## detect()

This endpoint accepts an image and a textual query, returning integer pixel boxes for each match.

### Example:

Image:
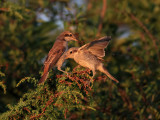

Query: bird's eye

[69,34,72,37]
[70,51,73,54]
[65,34,69,37]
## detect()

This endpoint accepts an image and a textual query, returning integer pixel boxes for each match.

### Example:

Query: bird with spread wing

[65,36,119,83]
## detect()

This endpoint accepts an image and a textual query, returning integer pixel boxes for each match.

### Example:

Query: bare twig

[129,13,158,49]
[97,0,107,36]
[114,8,160,63]
[128,13,160,63]
[87,0,93,10]
[118,88,133,110]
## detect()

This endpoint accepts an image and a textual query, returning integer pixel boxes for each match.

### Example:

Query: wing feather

[48,47,66,70]
[79,36,111,58]
[44,45,66,71]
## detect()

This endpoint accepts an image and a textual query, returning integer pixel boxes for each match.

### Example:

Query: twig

[30,92,61,120]
[97,0,107,36]
[129,13,158,50]
[128,13,160,63]
[87,0,93,10]
[114,8,160,63]
[118,88,133,110]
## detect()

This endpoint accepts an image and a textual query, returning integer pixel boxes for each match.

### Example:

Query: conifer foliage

[1,67,95,119]
[0,0,160,119]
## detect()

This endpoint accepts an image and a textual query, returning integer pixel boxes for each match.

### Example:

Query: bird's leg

[91,70,96,85]
[57,67,68,75]
[84,70,96,87]
[72,65,81,74]
[92,70,96,79]
[76,65,81,68]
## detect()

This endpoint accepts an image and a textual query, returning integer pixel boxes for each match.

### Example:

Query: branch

[114,8,160,63]
[129,13,160,63]
[30,92,61,120]
[87,0,93,10]
[97,0,107,36]
[129,14,158,48]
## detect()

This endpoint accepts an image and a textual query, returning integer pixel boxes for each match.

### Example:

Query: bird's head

[58,31,78,42]
[65,47,79,59]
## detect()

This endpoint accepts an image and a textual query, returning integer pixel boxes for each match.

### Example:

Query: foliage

[0,67,95,119]
[0,68,6,94]
[0,0,160,119]
[0,0,58,113]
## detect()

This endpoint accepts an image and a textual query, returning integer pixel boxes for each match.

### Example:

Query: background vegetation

[0,0,160,119]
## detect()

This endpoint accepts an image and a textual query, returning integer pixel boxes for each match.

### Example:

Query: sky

[37,0,86,29]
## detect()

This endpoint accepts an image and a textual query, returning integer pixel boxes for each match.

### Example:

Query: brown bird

[65,36,119,83]
[39,31,78,84]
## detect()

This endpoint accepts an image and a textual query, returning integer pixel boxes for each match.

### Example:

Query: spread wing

[79,36,111,58]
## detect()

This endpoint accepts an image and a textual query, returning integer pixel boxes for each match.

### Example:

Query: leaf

[14,11,23,20]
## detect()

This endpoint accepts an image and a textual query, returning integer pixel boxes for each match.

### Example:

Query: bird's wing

[39,46,66,84]
[44,45,66,71]
[79,36,111,58]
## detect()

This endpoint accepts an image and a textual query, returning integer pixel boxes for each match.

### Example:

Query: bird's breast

[63,42,68,50]
[74,51,100,69]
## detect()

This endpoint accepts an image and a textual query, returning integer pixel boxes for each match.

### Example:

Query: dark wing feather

[39,46,66,84]
[48,47,66,70]
[44,46,66,71]
[79,36,111,58]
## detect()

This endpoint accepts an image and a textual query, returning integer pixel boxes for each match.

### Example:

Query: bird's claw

[84,80,94,87]
[64,72,71,77]
[84,81,91,87]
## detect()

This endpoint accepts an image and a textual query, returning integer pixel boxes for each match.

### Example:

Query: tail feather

[98,65,119,83]
[39,65,50,84]
[39,72,49,84]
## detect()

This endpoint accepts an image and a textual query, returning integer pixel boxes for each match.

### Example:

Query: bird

[39,31,78,84]
[65,36,119,83]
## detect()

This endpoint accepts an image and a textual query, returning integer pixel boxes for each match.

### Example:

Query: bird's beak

[65,36,78,41]
[71,37,78,41]
[70,33,79,41]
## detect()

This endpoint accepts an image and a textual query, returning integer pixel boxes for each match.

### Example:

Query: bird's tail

[39,72,49,84]
[98,65,119,83]
[39,65,49,84]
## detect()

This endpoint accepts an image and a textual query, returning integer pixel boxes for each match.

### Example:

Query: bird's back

[44,40,66,68]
